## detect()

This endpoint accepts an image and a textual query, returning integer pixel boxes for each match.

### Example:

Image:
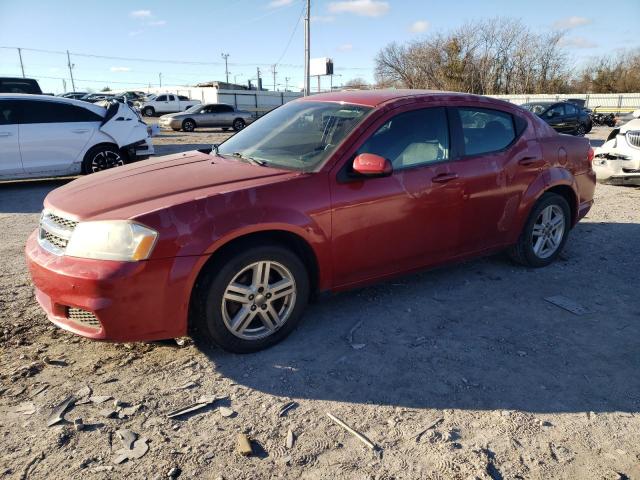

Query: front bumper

[25,230,200,342]
[159,117,181,129]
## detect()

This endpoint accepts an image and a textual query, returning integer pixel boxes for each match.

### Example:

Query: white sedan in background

[0,94,154,181]
[593,109,640,185]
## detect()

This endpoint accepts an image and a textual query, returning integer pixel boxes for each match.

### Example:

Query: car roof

[0,93,106,115]
[299,89,511,108]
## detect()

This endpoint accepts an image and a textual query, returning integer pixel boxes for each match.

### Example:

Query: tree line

[367,18,639,94]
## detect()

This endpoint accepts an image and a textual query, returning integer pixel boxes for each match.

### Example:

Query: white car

[136,94,201,117]
[0,94,154,181]
[593,109,640,185]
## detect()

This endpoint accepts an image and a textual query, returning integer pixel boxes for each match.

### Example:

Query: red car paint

[25,90,596,342]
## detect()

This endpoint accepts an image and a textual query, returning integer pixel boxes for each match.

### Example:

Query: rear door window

[456,107,516,156]
[0,101,19,125]
[564,103,577,116]
[156,95,167,101]
[544,104,565,119]
[18,100,102,124]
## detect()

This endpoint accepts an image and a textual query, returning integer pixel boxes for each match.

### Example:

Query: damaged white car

[0,94,154,181]
[593,109,640,185]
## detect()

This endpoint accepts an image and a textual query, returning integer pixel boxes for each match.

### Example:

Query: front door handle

[432,173,459,183]
[518,156,542,166]
[0,131,11,136]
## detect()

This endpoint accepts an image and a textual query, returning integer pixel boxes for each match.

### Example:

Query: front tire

[232,118,246,132]
[190,245,310,353]
[182,119,196,132]
[82,145,126,174]
[508,192,570,268]
[575,124,586,136]
[143,106,155,117]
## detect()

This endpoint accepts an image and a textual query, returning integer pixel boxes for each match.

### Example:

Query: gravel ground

[0,126,639,480]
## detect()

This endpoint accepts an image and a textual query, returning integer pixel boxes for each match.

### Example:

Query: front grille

[38,210,77,255]
[622,168,640,174]
[67,308,101,329]
[626,130,640,149]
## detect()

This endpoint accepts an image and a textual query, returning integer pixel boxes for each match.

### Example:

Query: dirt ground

[1,125,639,480]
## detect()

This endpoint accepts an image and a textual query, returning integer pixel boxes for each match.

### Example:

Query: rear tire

[143,106,155,117]
[232,118,246,132]
[575,124,586,136]
[190,244,310,353]
[508,192,571,268]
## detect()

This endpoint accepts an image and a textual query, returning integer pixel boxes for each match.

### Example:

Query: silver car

[158,103,254,132]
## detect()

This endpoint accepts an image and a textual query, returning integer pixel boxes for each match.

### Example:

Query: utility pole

[285,77,291,91]
[62,79,67,92]
[303,0,310,96]
[271,64,277,91]
[66,50,76,92]
[256,67,261,90]
[221,53,230,84]
[159,73,162,88]
[17,48,25,78]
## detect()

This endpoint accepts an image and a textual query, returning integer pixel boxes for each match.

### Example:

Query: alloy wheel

[531,205,565,259]
[91,150,123,173]
[221,261,297,340]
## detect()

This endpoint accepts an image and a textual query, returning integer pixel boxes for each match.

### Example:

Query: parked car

[136,94,201,117]
[521,101,592,136]
[592,109,640,185]
[80,93,115,103]
[0,77,43,94]
[0,94,154,180]
[58,92,89,100]
[158,103,254,132]
[25,90,595,353]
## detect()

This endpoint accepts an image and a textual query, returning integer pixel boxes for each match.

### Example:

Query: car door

[0,100,23,177]
[17,99,99,175]
[218,105,236,126]
[543,104,569,133]
[450,105,542,252]
[155,95,169,113]
[330,105,466,287]
[563,103,579,132]
[198,106,217,127]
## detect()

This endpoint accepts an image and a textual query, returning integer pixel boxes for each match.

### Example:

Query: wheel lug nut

[258,287,264,293]
[251,305,256,311]
[248,295,254,300]
[266,293,271,299]
[261,304,267,310]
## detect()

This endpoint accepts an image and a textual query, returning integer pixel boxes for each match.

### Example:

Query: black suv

[0,77,43,94]
[520,101,592,136]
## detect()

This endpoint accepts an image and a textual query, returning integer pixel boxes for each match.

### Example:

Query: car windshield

[185,104,202,113]
[521,103,552,114]
[217,101,371,171]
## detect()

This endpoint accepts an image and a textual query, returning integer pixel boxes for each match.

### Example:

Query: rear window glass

[457,107,516,156]
[18,100,102,123]
[0,79,41,94]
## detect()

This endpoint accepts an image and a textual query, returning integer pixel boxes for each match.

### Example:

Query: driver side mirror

[352,153,392,177]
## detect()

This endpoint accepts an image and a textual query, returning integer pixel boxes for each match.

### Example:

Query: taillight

[587,146,595,163]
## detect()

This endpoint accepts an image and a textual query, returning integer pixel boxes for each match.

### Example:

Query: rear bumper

[25,230,201,342]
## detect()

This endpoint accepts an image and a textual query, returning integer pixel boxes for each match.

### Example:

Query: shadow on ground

[198,222,640,414]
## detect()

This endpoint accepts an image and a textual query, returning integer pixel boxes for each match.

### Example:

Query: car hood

[620,118,640,133]
[44,151,300,220]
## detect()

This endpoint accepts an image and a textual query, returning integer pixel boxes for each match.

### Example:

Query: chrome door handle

[518,156,541,166]
[432,173,459,183]
[0,132,11,136]
[72,129,89,133]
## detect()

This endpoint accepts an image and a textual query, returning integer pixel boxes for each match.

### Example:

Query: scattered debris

[201,451,215,461]
[113,437,149,464]
[21,452,45,480]
[16,402,36,415]
[74,385,92,399]
[116,429,138,450]
[89,395,113,404]
[544,295,589,316]
[285,429,295,449]
[516,350,527,357]
[119,404,142,418]
[413,417,444,442]
[91,466,114,473]
[346,320,366,349]
[326,412,378,451]
[173,381,198,391]
[74,418,85,431]
[278,401,298,417]
[47,396,75,427]
[30,384,49,397]
[237,433,253,456]
[100,408,118,419]
[219,407,235,418]
[175,337,191,347]
[42,356,67,366]
[166,395,218,419]
[168,466,182,478]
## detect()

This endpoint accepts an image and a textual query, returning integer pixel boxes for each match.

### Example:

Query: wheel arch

[545,183,578,226]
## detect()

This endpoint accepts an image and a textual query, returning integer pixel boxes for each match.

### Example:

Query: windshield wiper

[228,152,268,167]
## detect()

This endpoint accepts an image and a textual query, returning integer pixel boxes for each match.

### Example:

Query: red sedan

[26,90,596,353]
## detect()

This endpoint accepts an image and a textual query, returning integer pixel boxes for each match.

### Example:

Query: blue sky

[0,0,638,93]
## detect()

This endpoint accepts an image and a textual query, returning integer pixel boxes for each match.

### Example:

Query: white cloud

[110,66,132,72]
[328,0,389,17]
[268,0,294,7]
[128,30,143,37]
[130,9,152,18]
[558,36,597,49]
[148,20,167,26]
[312,15,335,23]
[409,20,430,33]
[338,43,353,51]
[553,16,591,30]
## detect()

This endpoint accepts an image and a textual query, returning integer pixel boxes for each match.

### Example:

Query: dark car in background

[521,101,592,136]
[0,77,43,94]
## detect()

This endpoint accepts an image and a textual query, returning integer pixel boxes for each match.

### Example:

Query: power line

[274,3,305,66]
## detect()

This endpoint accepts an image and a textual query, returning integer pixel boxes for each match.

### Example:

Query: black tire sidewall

[82,145,124,174]
[182,119,195,132]
[143,107,154,117]
[233,119,245,131]
[192,245,310,353]
[519,193,571,267]
[576,124,586,136]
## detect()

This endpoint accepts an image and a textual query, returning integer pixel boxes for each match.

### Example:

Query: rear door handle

[72,129,89,133]
[432,173,459,183]
[518,156,542,166]
[0,131,11,136]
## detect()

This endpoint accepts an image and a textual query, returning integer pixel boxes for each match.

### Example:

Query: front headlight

[65,221,158,261]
